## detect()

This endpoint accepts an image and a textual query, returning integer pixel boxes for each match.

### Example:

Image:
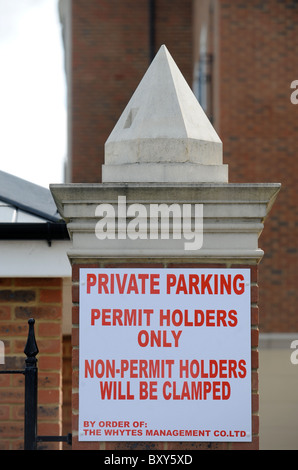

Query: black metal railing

[0,318,72,450]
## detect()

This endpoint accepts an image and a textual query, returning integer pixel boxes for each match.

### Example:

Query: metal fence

[0,318,72,450]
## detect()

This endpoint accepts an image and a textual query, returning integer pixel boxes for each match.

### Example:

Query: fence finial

[24,318,39,359]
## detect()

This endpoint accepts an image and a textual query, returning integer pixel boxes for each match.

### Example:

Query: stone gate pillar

[51,46,280,451]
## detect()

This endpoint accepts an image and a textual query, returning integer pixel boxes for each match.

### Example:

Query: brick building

[58,0,298,449]
[217,1,298,334]
[60,0,298,336]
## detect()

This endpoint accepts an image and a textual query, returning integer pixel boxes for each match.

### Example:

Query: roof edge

[0,222,69,243]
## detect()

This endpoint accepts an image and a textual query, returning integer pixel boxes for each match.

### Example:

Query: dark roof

[0,170,60,222]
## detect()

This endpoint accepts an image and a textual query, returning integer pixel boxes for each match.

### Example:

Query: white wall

[259,335,298,450]
[0,240,71,277]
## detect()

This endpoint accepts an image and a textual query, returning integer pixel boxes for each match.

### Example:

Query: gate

[0,318,72,450]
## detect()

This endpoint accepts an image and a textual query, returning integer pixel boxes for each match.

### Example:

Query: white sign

[79,268,251,442]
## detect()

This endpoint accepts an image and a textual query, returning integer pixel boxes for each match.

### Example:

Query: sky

[0,0,67,189]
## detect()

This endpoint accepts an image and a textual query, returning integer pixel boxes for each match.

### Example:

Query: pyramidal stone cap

[102,45,228,183]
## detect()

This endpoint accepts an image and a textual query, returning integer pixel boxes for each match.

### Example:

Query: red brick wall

[69,0,294,334]
[218,0,298,332]
[71,261,259,450]
[0,278,63,450]
[71,0,193,184]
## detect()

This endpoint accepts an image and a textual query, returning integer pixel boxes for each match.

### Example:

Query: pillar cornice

[50,182,280,264]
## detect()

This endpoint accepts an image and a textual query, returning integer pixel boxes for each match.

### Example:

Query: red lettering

[228,309,238,326]
[206,309,215,326]
[138,330,149,347]
[127,274,138,294]
[120,360,129,377]
[220,274,231,294]
[233,274,245,294]
[99,381,113,399]
[219,360,227,378]
[86,273,96,293]
[98,273,109,293]
[150,274,160,294]
[212,381,221,399]
[217,310,227,326]
[166,274,176,293]
[139,381,158,400]
[194,310,204,326]
[85,359,94,378]
[201,274,212,294]
[115,273,127,293]
[165,272,246,295]
[91,308,100,325]
[176,274,188,294]
[138,273,149,293]
[228,360,238,378]
[172,309,183,326]
[238,359,247,378]
[222,382,231,399]
[102,308,111,325]
[189,274,200,294]
[139,381,148,399]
